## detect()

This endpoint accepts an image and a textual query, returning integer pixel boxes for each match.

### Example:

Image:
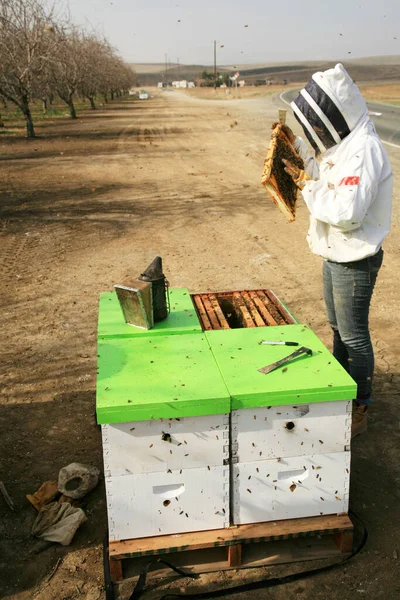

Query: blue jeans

[323,248,383,403]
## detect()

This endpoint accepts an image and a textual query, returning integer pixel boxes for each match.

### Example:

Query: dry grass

[359,83,400,105]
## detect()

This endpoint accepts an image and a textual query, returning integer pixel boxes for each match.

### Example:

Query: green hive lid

[206,325,356,409]
[96,334,230,424]
[98,288,202,339]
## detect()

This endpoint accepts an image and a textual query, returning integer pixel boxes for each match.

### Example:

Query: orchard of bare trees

[0,0,136,137]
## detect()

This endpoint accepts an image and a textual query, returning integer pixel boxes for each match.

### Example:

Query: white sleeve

[302,137,384,232]
[293,137,319,179]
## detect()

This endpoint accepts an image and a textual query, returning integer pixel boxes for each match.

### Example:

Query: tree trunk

[42,97,47,114]
[21,97,35,138]
[67,97,77,119]
[111,90,114,100]
[88,96,96,110]
[0,113,4,127]
[103,93,108,104]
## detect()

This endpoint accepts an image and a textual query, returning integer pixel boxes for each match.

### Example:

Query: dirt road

[1,89,400,599]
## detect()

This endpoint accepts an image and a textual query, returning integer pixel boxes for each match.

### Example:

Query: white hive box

[106,466,229,540]
[232,451,350,525]
[103,414,230,541]
[231,401,352,462]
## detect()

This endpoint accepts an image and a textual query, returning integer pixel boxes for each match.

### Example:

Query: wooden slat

[200,295,221,330]
[257,290,285,325]
[264,289,297,325]
[193,295,213,331]
[110,515,353,559]
[227,544,242,567]
[109,558,123,582]
[208,294,230,329]
[249,291,277,326]
[335,530,353,554]
[242,291,269,327]
[233,292,256,328]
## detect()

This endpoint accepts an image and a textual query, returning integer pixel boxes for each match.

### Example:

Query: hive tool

[258,346,313,375]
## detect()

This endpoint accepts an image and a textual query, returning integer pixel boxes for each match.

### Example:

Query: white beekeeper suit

[290,63,393,262]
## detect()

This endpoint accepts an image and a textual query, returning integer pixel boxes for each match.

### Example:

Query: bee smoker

[139,256,169,322]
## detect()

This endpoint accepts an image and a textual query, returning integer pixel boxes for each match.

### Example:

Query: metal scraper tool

[258,346,313,375]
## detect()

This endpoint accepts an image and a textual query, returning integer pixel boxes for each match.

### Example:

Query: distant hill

[131,56,400,86]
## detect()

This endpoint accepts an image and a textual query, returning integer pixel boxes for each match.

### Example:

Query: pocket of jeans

[367,249,383,274]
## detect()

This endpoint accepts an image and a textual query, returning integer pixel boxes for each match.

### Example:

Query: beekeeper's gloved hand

[272,123,296,145]
[282,158,312,189]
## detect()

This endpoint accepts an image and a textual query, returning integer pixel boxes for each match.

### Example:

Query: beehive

[205,325,354,525]
[97,289,356,542]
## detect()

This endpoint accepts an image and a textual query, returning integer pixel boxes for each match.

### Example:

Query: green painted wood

[96,334,230,423]
[206,325,356,409]
[98,288,202,339]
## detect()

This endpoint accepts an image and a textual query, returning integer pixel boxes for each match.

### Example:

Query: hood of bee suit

[290,63,369,155]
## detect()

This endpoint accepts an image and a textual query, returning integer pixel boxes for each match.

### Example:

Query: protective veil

[291,63,393,263]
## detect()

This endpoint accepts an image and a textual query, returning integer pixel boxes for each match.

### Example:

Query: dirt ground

[1,87,400,600]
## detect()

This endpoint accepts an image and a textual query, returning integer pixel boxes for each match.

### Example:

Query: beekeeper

[282,63,393,438]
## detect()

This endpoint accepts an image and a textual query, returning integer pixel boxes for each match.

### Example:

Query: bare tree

[0,1,136,135]
[0,0,60,137]
[78,34,104,110]
[78,35,135,109]
[48,26,86,118]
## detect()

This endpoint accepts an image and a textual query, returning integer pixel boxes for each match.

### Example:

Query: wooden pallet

[192,289,297,331]
[107,514,353,583]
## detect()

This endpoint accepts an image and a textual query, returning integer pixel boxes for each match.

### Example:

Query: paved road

[280,88,400,150]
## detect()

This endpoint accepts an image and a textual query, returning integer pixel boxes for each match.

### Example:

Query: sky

[66,0,400,66]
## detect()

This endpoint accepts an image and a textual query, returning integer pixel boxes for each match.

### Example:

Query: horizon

[129,54,400,68]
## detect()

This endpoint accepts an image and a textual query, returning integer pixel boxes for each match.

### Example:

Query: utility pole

[165,53,168,81]
[213,40,217,84]
[177,57,180,80]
